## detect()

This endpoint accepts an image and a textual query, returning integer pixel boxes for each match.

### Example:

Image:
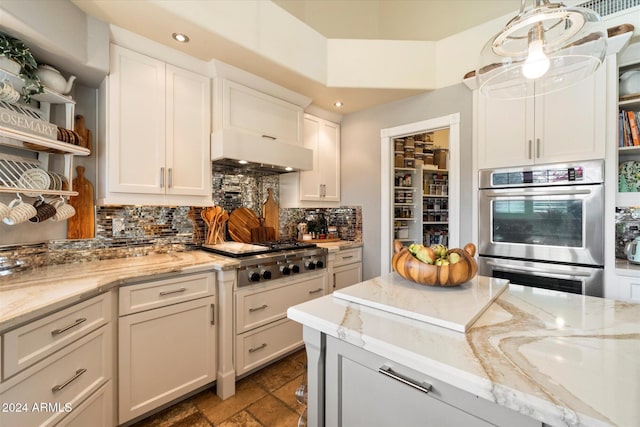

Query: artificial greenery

[0,32,43,103]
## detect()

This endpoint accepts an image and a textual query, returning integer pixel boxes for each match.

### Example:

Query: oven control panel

[479,160,604,189]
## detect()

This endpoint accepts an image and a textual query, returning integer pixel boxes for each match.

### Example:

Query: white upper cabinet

[99,45,211,205]
[299,114,340,202]
[165,64,211,196]
[219,79,303,145]
[477,64,606,169]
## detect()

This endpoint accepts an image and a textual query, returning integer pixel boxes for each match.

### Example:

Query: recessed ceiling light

[334,101,343,108]
[285,167,293,171]
[172,32,190,43]
[238,160,248,164]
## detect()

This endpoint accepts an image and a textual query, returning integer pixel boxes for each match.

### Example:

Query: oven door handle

[483,188,593,198]
[485,261,593,278]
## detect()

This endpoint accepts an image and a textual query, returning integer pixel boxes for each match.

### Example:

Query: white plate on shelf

[19,168,50,196]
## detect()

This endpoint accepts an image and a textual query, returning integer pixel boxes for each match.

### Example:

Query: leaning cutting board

[228,207,260,243]
[262,188,279,239]
[67,166,95,239]
[251,218,276,243]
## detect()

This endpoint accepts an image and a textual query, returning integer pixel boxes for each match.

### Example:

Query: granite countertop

[288,272,640,427]
[615,258,640,277]
[314,240,363,253]
[0,251,239,332]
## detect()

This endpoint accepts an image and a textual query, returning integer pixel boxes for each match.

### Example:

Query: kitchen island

[287,273,640,427]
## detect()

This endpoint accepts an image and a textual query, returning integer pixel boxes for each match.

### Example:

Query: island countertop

[287,273,640,427]
[0,250,239,332]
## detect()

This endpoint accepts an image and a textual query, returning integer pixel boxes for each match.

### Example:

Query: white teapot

[625,236,640,264]
[619,70,640,97]
[35,65,76,95]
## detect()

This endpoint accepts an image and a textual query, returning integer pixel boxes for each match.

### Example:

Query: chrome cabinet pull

[261,134,276,140]
[159,287,186,296]
[536,138,541,158]
[484,188,592,197]
[51,318,87,336]
[160,167,165,188]
[168,168,173,188]
[378,366,432,394]
[308,288,323,294]
[485,260,593,277]
[249,304,268,313]
[52,368,87,393]
[210,303,215,326]
[528,140,532,159]
[249,343,267,353]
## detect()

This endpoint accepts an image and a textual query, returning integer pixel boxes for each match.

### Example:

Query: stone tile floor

[131,349,306,427]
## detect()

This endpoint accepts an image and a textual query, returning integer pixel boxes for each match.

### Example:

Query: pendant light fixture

[476,0,607,99]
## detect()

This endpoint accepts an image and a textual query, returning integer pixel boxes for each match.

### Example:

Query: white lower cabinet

[0,324,112,427]
[234,272,326,376]
[330,247,363,291]
[118,273,216,424]
[55,381,113,427]
[616,273,640,302]
[3,293,111,378]
[235,317,303,376]
[325,336,541,427]
[334,263,362,290]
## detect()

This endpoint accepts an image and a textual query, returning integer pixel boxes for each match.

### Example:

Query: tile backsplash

[0,168,362,271]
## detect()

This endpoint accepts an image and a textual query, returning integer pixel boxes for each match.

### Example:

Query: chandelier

[476,0,607,99]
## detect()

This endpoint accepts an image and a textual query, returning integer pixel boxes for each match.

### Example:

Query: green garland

[0,32,44,103]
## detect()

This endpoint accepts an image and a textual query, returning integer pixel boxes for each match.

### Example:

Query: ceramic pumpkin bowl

[391,240,478,287]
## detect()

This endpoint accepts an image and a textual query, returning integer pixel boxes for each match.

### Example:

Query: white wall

[341,83,473,280]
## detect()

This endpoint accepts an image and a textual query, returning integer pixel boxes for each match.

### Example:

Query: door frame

[380,113,460,274]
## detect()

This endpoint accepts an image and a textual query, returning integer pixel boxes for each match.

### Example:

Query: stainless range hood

[211,129,313,173]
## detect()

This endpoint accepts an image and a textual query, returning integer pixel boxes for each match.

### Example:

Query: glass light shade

[477,2,607,99]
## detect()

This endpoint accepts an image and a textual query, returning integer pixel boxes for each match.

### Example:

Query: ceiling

[272,0,521,41]
[72,0,523,114]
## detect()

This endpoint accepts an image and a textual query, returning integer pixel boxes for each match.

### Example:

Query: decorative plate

[53,172,64,191]
[619,161,640,192]
[19,168,50,196]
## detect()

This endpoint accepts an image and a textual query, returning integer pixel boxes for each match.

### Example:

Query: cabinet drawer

[235,317,302,376]
[235,274,326,334]
[55,381,113,427]
[0,325,112,427]
[326,336,540,427]
[3,293,111,379]
[333,248,362,267]
[119,272,214,315]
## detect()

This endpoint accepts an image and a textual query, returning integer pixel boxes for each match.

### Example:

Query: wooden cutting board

[262,188,279,239]
[251,218,276,243]
[67,166,95,239]
[228,207,260,243]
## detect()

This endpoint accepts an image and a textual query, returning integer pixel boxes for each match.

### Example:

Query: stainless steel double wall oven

[478,160,604,296]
